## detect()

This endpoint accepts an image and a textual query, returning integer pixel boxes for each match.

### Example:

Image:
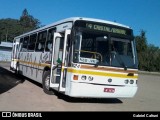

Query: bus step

[50,83,59,87]
[53,74,60,77]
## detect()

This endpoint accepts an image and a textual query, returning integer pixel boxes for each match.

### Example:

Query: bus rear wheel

[15,63,19,75]
[42,71,54,95]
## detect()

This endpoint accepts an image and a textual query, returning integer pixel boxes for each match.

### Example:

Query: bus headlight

[81,76,87,80]
[88,76,94,81]
[124,79,129,84]
[130,80,134,84]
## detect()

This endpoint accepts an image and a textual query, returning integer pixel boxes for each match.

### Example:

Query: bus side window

[28,33,37,51]
[19,38,23,52]
[35,31,47,52]
[45,28,55,52]
[21,36,29,52]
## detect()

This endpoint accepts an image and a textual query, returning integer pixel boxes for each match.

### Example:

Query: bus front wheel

[42,71,54,95]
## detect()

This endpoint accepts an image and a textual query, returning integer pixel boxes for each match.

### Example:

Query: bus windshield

[73,31,138,69]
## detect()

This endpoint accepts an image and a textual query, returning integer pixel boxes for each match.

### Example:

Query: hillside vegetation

[0,9,40,42]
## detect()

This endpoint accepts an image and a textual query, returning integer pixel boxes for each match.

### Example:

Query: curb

[138,71,160,76]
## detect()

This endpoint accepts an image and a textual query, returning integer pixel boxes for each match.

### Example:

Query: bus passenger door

[10,39,20,71]
[50,30,71,92]
[49,33,62,89]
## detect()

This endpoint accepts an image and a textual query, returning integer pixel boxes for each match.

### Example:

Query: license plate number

[104,88,115,93]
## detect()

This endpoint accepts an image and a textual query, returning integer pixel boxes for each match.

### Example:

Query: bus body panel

[13,21,72,82]
[19,51,51,83]
[10,39,20,70]
[65,65,138,98]
[66,82,137,98]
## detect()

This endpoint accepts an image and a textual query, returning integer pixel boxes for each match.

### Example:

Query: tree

[135,30,148,70]
[0,18,24,42]
[0,9,41,42]
[20,9,40,33]
[135,30,147,52]
[156,49,160,71]
[135,30,160,72]
[145,44,158,71]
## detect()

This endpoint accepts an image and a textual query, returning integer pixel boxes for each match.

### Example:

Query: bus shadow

[0,65,122,104]
[0,66,25,94]
[20,79,122,104]
[55,92,123,104]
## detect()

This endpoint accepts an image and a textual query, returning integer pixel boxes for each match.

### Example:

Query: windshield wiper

[111,51,127,70]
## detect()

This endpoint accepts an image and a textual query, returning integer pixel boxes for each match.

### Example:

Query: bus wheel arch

[43,66,50,77]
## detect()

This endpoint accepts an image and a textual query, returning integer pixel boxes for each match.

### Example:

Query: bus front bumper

[65,81,138,98]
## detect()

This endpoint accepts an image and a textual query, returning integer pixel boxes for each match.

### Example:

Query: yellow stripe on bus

[16,59,50,67]
[13,59,138,79]
[67,68,138,79]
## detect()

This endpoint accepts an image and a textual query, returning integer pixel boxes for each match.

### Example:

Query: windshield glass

[73,31,138,69]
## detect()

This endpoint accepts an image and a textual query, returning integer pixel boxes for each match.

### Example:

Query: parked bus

[10,17,138,98]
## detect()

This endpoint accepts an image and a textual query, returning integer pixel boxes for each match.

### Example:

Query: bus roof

[15,17,131,39]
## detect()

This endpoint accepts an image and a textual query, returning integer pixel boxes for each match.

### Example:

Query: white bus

[10,17,138,98]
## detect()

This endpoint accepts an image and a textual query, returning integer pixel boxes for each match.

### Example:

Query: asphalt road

[0,62,160,111]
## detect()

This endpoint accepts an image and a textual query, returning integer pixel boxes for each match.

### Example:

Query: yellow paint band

[67,68,138,79]
[13,59,138,79]
[16,59,50,67]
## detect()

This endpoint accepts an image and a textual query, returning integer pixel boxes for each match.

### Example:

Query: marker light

[88,76,94,81]
[124,79,129,84]
[130,80,134,84]
[73,75,78,80]
[81,76,87,80]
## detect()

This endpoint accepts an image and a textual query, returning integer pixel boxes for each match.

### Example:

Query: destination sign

[74,20,132,36]
[86,23,126,35]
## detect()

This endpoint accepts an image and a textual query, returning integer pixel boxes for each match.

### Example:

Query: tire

[42,71,54,95]
[15,63,19,74]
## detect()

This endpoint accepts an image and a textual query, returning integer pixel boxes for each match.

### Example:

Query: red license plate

[104,88,115,93]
